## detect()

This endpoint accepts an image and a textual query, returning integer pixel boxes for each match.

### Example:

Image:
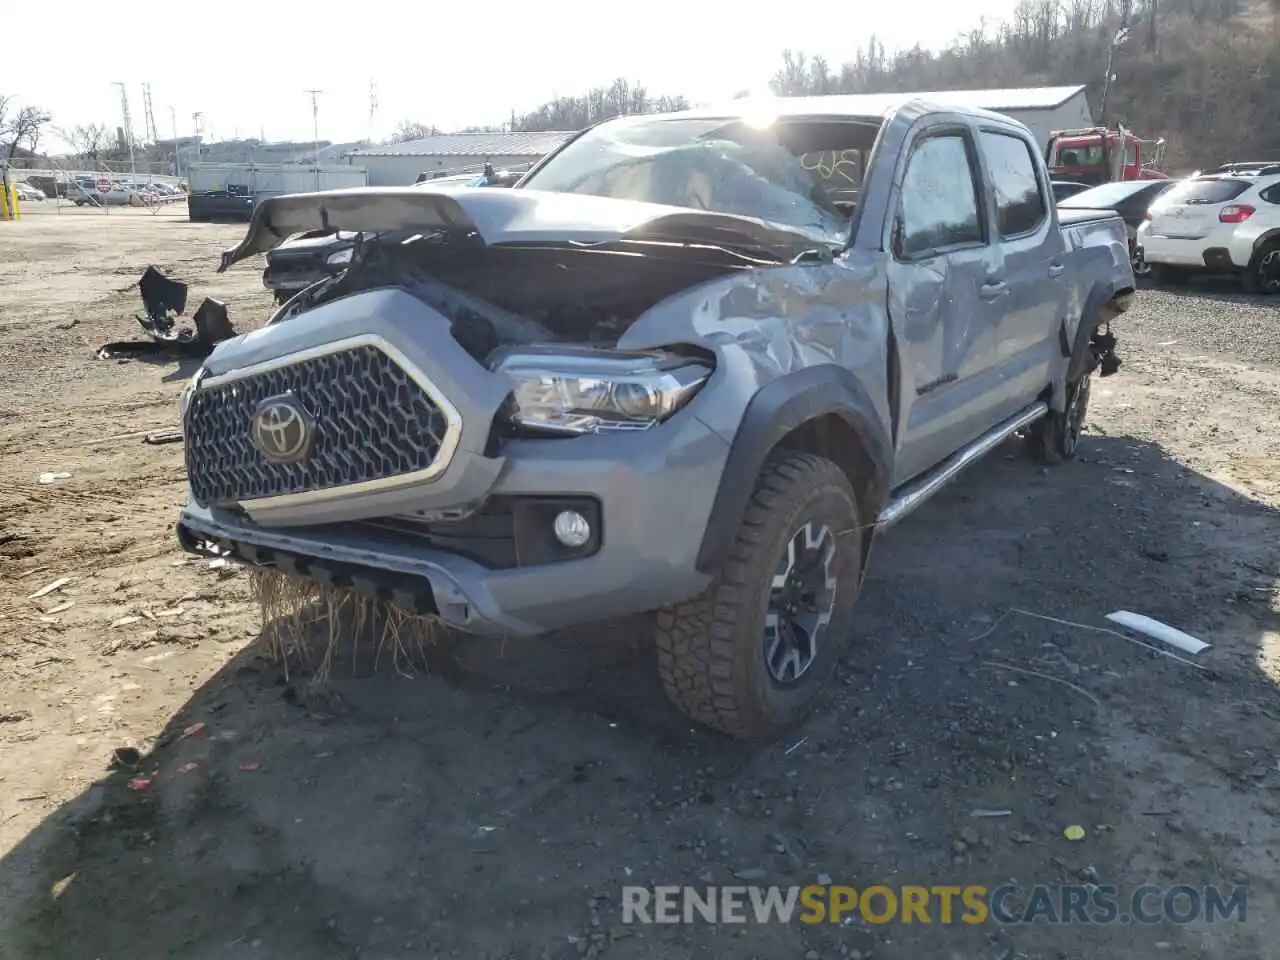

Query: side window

[980,130,1048,237]
[1260,184,1280,204]
[898,134,983,257]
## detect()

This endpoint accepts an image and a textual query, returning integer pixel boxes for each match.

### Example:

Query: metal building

[346,132,577,186]
[818,85,1094,152]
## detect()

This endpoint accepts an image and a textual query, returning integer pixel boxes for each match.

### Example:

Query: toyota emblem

[250,394,315,463]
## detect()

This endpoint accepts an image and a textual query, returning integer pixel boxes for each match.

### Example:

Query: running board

[877,402,1048,529]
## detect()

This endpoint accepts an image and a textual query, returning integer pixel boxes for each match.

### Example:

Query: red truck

[1046,124,1168,186]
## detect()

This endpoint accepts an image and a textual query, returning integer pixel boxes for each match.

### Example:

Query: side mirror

[890,216,905,258]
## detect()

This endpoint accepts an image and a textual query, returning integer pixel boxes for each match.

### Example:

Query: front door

[886,122,1009,487]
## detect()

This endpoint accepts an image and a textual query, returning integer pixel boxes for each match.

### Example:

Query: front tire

[654,451,863,740]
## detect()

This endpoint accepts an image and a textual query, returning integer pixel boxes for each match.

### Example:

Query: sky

[7,0,1023,150]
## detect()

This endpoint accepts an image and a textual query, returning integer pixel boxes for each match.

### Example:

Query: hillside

[769,0,1278,169]
[513,0,1278,171]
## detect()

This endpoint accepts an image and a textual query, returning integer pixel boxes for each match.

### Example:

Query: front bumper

[179,409,728,638]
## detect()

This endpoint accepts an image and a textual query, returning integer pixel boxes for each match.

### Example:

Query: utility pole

[169,105,181,179]
[192,111,203,170]
[112,82,137,181]
[1098,25,1130,125]
[142,83,158,143]
[369,78,378,143]
[304,89,323,189]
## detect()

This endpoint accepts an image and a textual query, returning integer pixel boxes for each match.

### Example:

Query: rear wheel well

[1253,230,1280,255]
[776,414,884,550]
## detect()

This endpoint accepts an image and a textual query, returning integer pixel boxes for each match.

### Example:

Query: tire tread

[655,451,857,739]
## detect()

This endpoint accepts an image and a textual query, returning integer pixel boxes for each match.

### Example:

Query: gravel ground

[1124,278,1280,366]
[1,210,1278,960]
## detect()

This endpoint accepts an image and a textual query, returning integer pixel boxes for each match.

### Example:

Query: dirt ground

[1,206,1278,960]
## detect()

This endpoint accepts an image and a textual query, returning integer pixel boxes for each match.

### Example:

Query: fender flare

[1251,229,1280,258]
[695,364,892,574]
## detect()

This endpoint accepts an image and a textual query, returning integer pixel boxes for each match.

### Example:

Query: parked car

[1051,180,1091,202]
[260,172,509,303]
[1137,163,1280,293]
[11,180,45,202]
[1057,179,1176,276]
[188,187,255,223]
[261,231,363,303]
[181,96,1134,740]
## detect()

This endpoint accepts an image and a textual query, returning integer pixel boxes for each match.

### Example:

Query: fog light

[553,510,592,548]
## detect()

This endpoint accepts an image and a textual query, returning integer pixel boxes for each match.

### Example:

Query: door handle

[1048,261,1065,278]
[979,281,1008,300]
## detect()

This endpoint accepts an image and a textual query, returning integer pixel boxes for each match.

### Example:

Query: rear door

[886,119,1007,486]
[975,125,1066,416]
[1147,177,1251,239]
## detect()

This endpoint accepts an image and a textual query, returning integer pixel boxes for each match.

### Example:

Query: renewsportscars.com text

[621,884,1247,926]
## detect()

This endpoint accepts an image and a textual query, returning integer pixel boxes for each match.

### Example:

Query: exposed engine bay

[269,231,778,360]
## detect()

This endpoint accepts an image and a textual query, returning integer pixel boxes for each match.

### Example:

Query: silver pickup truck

[178,95,1135,740]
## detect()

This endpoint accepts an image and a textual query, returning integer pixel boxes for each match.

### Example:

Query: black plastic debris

[138,265,188,332]
[192,297,235,345]
[143,430,184,445]
[97,266,239,362]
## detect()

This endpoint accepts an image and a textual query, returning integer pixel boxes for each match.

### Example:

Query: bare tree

[69,123,111,165]
[510,79,688,132]
[0,95,51,207]
[391,120,439,143]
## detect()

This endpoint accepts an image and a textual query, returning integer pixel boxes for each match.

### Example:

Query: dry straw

[250,569,438,687]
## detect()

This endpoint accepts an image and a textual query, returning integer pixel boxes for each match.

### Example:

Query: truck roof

[623,92,1048,131]
[665,86,1085,122]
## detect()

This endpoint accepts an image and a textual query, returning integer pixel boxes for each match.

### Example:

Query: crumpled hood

[272,230,359,253]
[217,186,833,272]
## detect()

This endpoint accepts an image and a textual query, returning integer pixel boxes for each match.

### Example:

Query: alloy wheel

[1257,249,1280,294]
[1063,374,1093,457]
[763,521,839,684]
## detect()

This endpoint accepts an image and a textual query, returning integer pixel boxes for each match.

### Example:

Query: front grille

[267,252,325,274]
[185,344,451,506]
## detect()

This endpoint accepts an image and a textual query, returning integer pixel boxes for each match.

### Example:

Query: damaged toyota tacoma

[177,96,1134,740]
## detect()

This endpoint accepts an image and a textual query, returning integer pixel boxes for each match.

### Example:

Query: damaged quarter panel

[613,257,895,571]
[1056,208,1135,384]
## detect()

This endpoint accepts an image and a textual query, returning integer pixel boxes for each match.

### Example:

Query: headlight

[326,247,354,266]
[493,347,712,435]
[180,367,204,417]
